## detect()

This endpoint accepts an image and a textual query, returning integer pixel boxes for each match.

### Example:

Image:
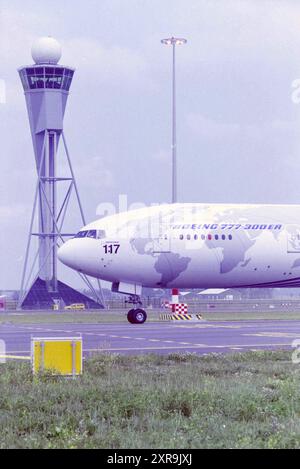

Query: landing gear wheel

[131,308,147,324]
[127,309,135,323]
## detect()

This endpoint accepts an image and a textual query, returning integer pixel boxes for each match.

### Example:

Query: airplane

[58,202,300,323]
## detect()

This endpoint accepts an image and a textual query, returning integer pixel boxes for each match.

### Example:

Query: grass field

[1,309,300,324]
[0,351,299,448]
[0,311,128,324]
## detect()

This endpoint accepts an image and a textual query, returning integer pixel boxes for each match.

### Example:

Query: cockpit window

[86,229,97,239]
[97,230,106,239]
[75,229,105,239]
[75,230,88,238]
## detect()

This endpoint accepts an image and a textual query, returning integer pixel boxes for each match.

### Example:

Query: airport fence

[106,298,300,313]
[1,297,300,313]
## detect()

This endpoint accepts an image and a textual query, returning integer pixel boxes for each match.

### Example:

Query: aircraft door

[152,224,171,253]
[287,224,300,253]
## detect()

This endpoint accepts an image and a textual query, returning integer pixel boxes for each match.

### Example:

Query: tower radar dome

[31,37,62,64]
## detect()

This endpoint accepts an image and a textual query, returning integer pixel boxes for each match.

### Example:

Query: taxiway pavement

[0,319,299,358]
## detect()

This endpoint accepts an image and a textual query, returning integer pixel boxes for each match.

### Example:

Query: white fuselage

[58,203,300,293]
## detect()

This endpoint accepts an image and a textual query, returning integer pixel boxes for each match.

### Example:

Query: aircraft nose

[58,240,78,269]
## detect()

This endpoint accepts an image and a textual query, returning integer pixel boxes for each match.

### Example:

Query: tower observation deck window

[44,67,63,89]
[20,67,74,91]
[62,69,74,91]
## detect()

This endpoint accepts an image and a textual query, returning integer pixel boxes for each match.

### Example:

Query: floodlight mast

[161,37,187,204]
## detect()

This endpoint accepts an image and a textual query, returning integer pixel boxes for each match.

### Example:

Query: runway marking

[3,325,205,348]
[0,354,30,360]
[202,343,291,349]
[84,346,202,352]
[82,342,292,352]
[2,327,294,349]
[6,313,25,316]
[2,323,296,356]
[243,332,300,338]
[18,327,208,347]
[85,333,105,336]
[173,324,243,329]
[2,341,292,356]
[20,326,75,334]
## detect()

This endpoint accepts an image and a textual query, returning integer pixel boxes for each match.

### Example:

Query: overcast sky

[1,0,300,289]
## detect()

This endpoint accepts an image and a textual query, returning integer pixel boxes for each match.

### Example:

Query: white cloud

[0,7,150,92]
[186,112,299,141]
[74,156,115,190]
[151,149,170,161]
[0,203,30,221]
[0,8,55,67]
[62,37,149,87]
[186,113,241,139]
[169,0,300,64]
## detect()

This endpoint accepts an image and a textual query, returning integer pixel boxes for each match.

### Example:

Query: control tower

[18,37,103,309]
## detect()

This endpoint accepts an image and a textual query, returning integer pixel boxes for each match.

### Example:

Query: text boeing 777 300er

[58,203,300,323]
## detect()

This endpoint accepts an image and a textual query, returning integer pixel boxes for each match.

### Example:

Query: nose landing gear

[125,295,147,324]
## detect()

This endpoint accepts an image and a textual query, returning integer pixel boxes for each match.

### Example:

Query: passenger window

[179,234,184,240]
[187,234,191,240]
[194,234,198,240]
[228,234,232,240]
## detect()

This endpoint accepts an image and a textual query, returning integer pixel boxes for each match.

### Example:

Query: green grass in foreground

[0,351,299,448]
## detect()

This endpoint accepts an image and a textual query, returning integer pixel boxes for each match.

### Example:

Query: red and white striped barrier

[171,288,179,305]
[171,303,188,314]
